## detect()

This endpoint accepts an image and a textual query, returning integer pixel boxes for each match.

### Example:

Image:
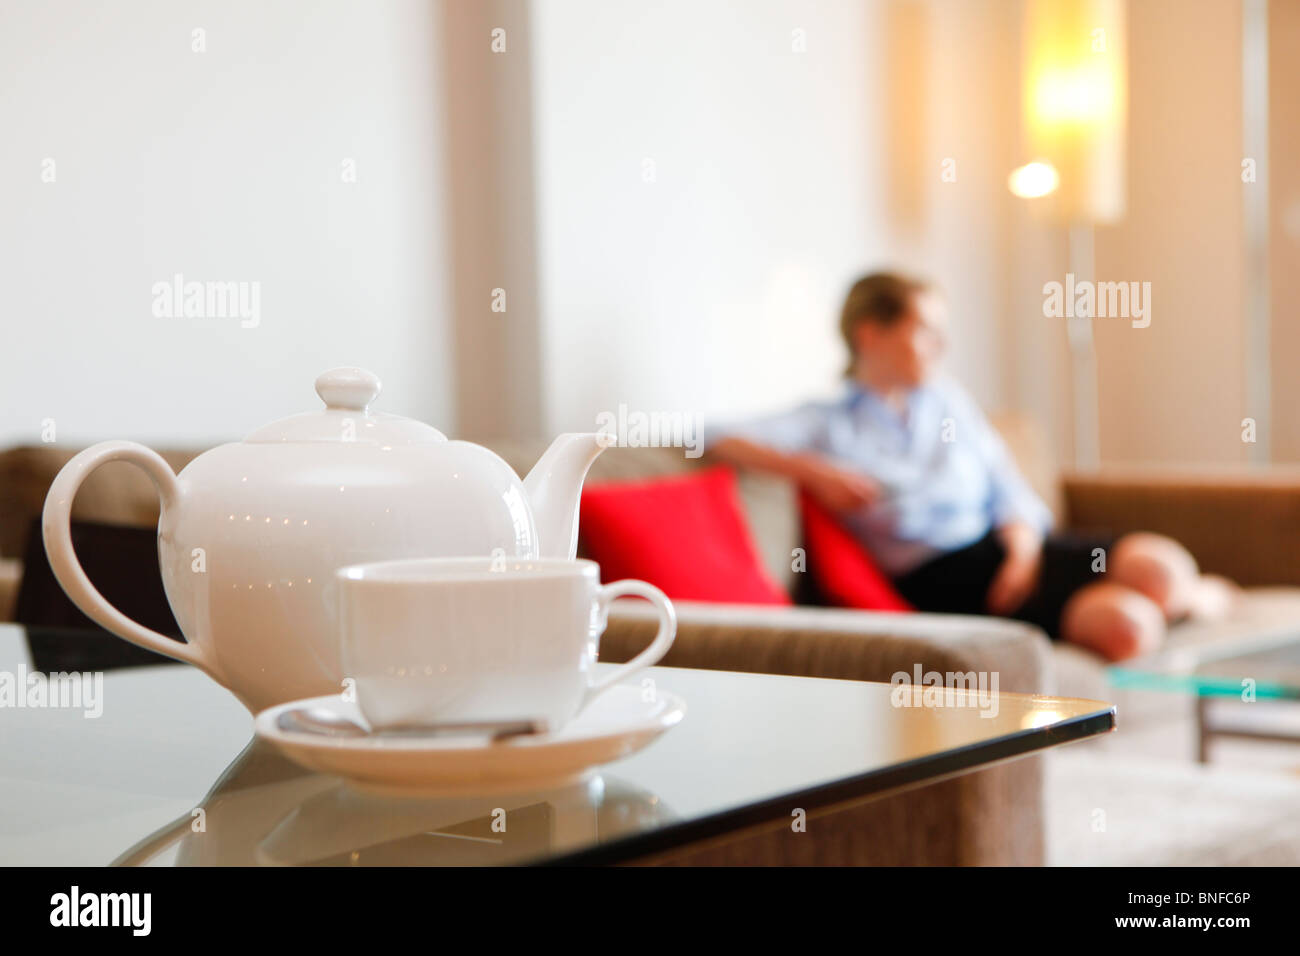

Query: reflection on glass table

[0,624,1114,866]
[113,741,674,866]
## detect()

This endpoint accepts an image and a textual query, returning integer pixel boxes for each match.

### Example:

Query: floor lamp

[1010,0,1127,472]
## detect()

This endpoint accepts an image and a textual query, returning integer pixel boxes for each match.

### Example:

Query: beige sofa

[3,427,1299,865]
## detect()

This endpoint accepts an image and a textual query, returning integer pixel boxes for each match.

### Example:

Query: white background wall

[528,0,1024,435]
[0,0,452,447]
[0,0,1268,470]
[1090,0,1248,465]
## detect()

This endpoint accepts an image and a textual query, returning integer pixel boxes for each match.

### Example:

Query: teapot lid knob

[315,367,382,410]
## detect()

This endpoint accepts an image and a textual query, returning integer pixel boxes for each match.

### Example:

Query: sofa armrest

[604,601,1053,694]
[1062,469,1300,586]
[603,602,1051,865]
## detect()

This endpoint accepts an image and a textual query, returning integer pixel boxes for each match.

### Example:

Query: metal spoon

[276,706,548,741]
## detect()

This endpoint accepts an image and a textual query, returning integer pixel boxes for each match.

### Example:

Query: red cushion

[579,466,791,605]
[798,491,912,611]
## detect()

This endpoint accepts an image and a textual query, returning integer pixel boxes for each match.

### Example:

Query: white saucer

[254,684,686,795]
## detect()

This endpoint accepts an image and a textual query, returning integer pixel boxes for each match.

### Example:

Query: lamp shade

[1021,0,1127,223]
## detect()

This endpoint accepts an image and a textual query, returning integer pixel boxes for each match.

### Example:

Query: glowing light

[1030,64,1119,125]
[1017,0,1126,222]
[1008,161,1060,198]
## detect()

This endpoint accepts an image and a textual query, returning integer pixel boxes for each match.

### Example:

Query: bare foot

[1185,574,1239,621]
[1110,533,1199,620]
[1060,582,1166,661]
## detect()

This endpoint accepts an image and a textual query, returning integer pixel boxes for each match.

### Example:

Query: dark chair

[15,518,184,672]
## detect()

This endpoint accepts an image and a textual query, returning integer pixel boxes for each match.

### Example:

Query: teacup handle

[42,440,219,680]
[585,579,677,707]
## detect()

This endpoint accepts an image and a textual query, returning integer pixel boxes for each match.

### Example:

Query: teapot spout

[522,433,611,560]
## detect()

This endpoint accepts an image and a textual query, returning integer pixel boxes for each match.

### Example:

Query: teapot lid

[244,368,447,445]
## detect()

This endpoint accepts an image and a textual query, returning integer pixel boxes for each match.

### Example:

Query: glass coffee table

[0,624,1114,866]
[1110,631,1300,762]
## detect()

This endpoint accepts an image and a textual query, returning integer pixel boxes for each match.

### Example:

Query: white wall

[1005,0,1255,468]
[2,0,1032,453]
[8,1,1250,467]
[438,0,546,441]
[0,0,452,447]
[527,0,1024,437]
[1090,0,1247,465]
[529,0,871,434]
[1267,0,1299,461]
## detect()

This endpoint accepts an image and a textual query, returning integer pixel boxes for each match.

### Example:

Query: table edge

[532,706,1116,867]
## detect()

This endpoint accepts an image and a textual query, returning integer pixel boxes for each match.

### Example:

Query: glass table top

[1109,631,1300,700]
[0,625,1114,866]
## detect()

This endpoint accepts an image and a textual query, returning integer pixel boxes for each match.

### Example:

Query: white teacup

[336,557,677,732]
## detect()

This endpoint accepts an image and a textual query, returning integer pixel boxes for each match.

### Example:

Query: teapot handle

[42,441,217,677]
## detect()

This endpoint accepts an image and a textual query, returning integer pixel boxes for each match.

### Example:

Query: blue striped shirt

[712,379,1053,575]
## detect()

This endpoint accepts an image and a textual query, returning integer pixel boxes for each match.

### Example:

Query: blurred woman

[710,272,1230,660]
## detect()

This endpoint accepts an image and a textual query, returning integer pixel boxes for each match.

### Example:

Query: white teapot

[42,367,609,713]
